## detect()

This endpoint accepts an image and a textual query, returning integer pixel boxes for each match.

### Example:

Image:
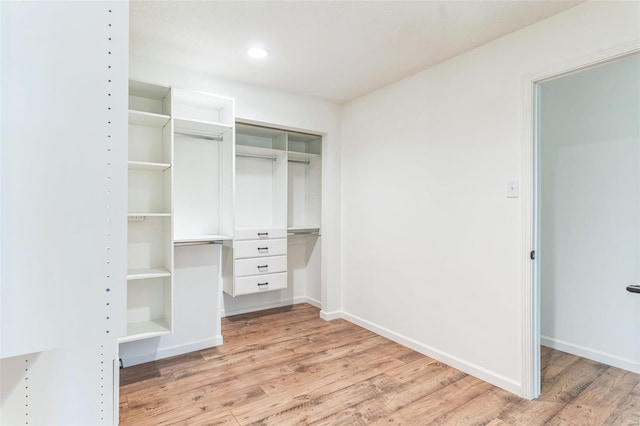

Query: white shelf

[127,267,171,280]
[119,319,171,343]
[174,234,233,243]
[288,151,320,162]
[236,144,284,157]
[128,110,170,128]
[128,161,171,171]
[129,80,170,102]
[174,117,232,137]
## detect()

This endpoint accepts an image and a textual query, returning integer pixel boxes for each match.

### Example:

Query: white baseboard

[541,336,640,374]
[121,336,223,367]
[305,296,322,309]
[222,296,321,318]
[338,311,523,397]
[319,310,342,321]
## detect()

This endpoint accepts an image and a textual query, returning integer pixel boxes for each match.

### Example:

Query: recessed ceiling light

[247,47,269,59]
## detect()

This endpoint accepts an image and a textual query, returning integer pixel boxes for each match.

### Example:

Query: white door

[538,53,640,374]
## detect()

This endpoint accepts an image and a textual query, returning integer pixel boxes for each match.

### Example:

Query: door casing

[521,41,640,400]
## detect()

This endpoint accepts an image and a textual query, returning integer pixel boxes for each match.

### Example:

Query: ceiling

[130,1,583,104]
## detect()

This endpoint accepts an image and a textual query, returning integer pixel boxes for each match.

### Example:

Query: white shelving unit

[224,124,292,296]
[124,80,174,342]
[173,89,235,243]
[223,124,322,297]
[123,84,236,343]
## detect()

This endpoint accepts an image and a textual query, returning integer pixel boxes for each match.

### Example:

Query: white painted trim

[319,310,342,321]
[221,296,321,318]
[521,74,538,400]
[305,296,322,309]
[121,336,223,367]
[340,311,523,396]
[522,40,640,400]
[542,336,640,374]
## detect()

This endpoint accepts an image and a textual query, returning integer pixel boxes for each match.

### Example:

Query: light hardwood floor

[120,304,640,425]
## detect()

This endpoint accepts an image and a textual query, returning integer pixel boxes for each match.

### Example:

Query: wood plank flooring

[120,304,640,425]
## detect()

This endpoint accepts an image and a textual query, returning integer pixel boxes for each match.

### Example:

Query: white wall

[540,54,640,373]
[120,57,340,364]
[340,1,640,396]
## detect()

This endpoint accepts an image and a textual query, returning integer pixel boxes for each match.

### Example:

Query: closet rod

[175,130,224,142]
[236,152,277,161]
[288,159,310,165]
[288,231,321,236]
[174,240,223,246]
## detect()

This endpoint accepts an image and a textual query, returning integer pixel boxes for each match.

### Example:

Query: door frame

[521,40,640,400]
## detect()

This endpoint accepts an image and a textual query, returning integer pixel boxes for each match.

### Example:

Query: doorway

[535,53,640,387]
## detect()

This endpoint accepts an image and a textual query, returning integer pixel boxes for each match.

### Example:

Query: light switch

[507,179,519,198]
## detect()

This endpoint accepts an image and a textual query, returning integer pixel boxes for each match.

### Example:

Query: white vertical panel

[1,343,120,425]
[0,1,127,424]
[1,0,127,356]
[219,129,236,237]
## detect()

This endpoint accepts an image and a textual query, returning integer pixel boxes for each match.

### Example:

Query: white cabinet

[224,124,322,297]
[123,80,173,343]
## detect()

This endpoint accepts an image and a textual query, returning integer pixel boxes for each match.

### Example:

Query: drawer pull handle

[257,247,268,251]
[257,282,268,286]
[257,265,268,269]
[627,285,640,294]
[257,232,269,237]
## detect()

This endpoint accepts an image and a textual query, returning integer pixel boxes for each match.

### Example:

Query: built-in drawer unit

[233,239,287,259]
[234,255,287,277]
[234,272,287,296]
[223,226,289,296]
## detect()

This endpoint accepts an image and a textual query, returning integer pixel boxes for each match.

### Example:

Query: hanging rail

[288,158,310,165]
[174,240,224,246]
[174,130,224,142]
[236,152,277,161]
[287,228,321,236]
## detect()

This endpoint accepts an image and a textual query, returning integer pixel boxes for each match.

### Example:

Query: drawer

[235,255,287,277]
[235,227,287,241]
[234,272,287,296]
[234,239,287,259]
